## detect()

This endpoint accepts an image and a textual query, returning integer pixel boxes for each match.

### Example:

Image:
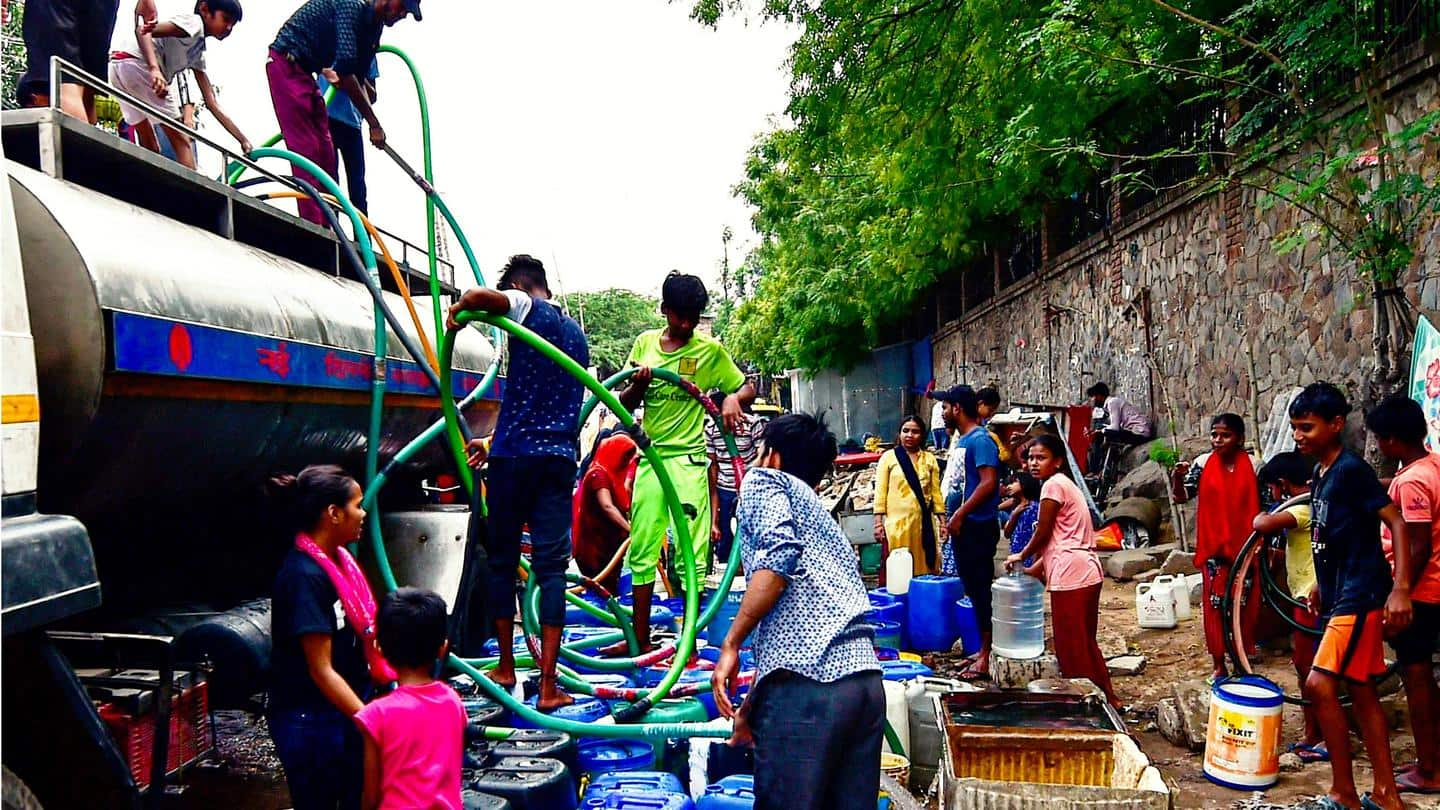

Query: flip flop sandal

[1360,793,1394,810]
[1286,742,1331,763]
[1395,770,1440,795]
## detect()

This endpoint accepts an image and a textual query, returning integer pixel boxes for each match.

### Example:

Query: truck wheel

[2,766,43,810]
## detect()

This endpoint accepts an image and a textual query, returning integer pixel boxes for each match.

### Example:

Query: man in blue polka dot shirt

[711,412,883,810]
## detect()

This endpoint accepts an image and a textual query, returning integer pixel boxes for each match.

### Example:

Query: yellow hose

[261,190,441,371]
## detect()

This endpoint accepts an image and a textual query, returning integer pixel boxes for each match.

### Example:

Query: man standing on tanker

[617,272,755,652]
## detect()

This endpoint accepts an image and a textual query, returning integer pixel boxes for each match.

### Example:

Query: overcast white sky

[180,0,796,295]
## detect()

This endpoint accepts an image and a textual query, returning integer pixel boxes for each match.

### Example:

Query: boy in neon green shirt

[618,272,755,652]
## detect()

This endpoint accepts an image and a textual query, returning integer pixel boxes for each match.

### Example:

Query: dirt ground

[1078,579,1438,810]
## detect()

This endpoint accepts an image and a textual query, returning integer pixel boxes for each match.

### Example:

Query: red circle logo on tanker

[168,323,193,371]
[1426,357,1440,398]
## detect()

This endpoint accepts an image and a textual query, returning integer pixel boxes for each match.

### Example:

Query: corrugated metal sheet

[945,729,1114,787]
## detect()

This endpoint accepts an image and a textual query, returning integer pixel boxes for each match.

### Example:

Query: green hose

[441,311,719,731]
[246,59,737,740]
[376,44,442,342]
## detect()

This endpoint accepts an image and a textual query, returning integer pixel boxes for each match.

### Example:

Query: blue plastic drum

[906,575,963,652]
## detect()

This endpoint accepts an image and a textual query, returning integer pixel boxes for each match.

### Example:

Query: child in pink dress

[355,588,465,810]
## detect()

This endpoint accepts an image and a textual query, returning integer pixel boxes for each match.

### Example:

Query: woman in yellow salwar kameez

[873,416,944,576]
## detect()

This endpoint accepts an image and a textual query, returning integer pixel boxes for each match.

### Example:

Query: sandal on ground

[1395,770,1440,795]
[1360,793,1394,810]
[1286,742,1330,763]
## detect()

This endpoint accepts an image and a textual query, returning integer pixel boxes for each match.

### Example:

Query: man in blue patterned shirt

[448,255,589,712]
[266,0,419,224]
[712,412,883,810]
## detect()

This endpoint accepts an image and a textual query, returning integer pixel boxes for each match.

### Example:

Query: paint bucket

[1136,582,1178,629]
[1203,675,1283,790]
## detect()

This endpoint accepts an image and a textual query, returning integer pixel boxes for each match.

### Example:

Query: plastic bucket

[702,583,751,647]
[867,619,902,650]
[1203,675,1283,790]
[874,647,900,661]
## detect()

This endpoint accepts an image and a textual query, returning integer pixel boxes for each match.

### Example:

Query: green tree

[2,1,26,111]
[559,289,664,378]
[697,0,1439,391]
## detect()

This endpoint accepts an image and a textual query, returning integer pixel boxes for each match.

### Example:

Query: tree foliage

[558,289,664,378]
[701,0,1439,379]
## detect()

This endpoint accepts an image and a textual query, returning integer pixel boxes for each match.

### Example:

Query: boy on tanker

[108,0,252,169]
[616,272,755,652]
[1289,383,1411,810]
[448,254,589,711]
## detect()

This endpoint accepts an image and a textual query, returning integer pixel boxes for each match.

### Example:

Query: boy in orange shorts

[1290,383,1413,810]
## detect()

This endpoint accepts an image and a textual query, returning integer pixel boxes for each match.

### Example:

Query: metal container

[367,507,472,610]
[935,692,1169,810]
[7,161,497,606]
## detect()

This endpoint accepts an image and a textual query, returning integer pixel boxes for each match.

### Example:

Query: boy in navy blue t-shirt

[1290,383,1412,810]
[448,255,589,711]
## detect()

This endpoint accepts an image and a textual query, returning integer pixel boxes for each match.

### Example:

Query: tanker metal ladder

[0,58,455,298]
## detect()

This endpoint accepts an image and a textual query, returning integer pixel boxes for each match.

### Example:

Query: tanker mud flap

[1,632,140,809]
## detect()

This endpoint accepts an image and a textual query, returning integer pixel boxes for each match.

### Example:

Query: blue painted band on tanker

[110,310,500,399]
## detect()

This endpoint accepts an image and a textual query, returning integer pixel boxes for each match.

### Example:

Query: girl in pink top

[355,588,466,810]
[1006,434,1116,706]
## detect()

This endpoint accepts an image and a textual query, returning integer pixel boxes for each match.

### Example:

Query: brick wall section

[931,65,1440,440]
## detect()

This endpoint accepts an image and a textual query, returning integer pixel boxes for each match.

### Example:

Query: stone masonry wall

[932,58,1440,441]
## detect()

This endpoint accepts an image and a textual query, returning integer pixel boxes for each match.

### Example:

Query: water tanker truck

[0,105,497,808]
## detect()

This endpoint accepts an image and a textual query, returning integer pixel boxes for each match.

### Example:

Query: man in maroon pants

[266,0,420,224]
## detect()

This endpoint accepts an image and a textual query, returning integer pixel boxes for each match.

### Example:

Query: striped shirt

[704,414,762,492]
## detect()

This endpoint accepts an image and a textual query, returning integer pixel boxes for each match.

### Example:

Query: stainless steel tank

[7,162,497,607]
[369,506,474,610]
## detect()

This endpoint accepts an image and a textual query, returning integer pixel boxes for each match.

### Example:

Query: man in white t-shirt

[108,0,252,169]
[928,380,948,449]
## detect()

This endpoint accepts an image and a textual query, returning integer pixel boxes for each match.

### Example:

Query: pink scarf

[294,533,397,683]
